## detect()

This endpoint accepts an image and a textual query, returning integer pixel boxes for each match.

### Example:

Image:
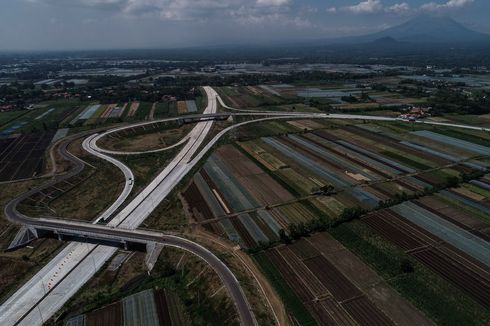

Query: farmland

[0,131,54,181]
[216,86,299,111]
[254,233,432,326]
[184,118,490,249]
[216,82,431,114]
[181,114,490,324]
[0,91,205,183]
[66,288,188,326]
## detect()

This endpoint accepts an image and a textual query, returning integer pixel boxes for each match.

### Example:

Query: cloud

[421,0,474,11]
[229,4,313,29]
[327,1,412,15]
[345,0,383,14]
[256,0,289,6]
[27,0,292,21]
[386,2,411,14]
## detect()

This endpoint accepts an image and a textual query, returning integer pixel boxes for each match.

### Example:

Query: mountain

[343,16,490,44]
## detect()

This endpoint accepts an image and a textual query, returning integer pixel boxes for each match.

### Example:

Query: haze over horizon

[1,0,489,51]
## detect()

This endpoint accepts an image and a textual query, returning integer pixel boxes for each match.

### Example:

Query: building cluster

[399,106,432,120]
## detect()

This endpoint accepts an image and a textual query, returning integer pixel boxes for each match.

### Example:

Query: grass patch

[134,102,152,120]
[0,110,27,127]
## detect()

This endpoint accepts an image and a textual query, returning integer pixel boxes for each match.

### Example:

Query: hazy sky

[0,0,489,51]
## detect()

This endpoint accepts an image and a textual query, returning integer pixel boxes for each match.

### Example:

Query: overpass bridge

[8,217,191,272]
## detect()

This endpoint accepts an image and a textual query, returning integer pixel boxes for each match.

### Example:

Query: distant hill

[341,16,490,44]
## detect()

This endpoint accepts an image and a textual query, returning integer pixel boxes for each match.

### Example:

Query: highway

[1,86,258,326]
[81,134,134,222]
[2,85,490,325]
[1,132,135,325]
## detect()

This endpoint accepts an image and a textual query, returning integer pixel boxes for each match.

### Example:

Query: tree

[320,184,335,195]
[445,176,460,188]
[279,229,291,244]
[400,259,414,274]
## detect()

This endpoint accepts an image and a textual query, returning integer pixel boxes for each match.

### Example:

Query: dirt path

[193,230,289,326]
[148,102,157,120]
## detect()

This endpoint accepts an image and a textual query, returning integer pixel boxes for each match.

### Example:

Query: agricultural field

[181,116,490,324]
[0,131,55,181]
[0,97,201,182]
[363,200,490,308]
[154,102,178,119]
[254,232,432,326]
[217,79,437,114]
[216,86,295,110]
[66,288,188,326]
[1,102,80,135]
[0,111,27,128]
[184,119,490,250]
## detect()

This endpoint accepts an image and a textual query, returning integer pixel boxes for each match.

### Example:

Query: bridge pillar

[28,226,39,238]
[6,226,39,252]
[145,242,164,273]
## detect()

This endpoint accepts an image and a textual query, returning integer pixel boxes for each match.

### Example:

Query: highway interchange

[2,86,490,325]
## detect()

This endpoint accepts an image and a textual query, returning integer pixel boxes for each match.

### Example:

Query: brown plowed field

[215,145,263,177]
[216,145,294,205]
[231,218,256,249]
[277,246,327,297]
[0,132,55,181]
[342,297,394,326]
[85,302,122,326]
[308,301,337,325]
[319,298,358,326]
[265,250,314,303]
[154,289,172,326]
[182,181,215,222]
[288,239,322,260]
[264,233,432,326]
[303,255,362,302]
[239,174,294,205]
